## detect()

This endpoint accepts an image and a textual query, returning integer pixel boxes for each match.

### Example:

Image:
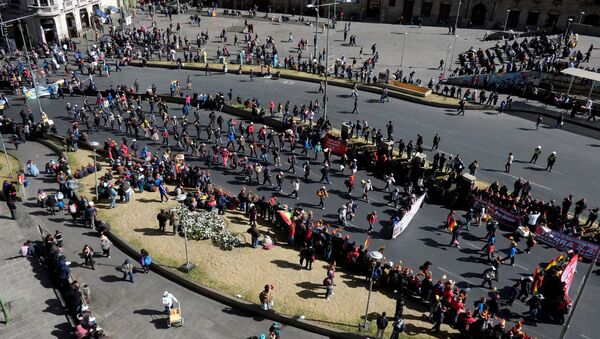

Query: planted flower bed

[172,204,241,250]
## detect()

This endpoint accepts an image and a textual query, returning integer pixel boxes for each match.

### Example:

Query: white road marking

[283,80,294,84]
[465,242,480,249]
[437,266,476,286]
[500,172,553,191]
[515,263,529,271]
[581,334,592,339]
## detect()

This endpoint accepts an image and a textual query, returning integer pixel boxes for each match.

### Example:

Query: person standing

[324,275,334,299]
[529,146,542,164]
[367,211,377,234]
[290,178,300,199]
[121,258,134,283]
[375,312,389,339]
[259,284,274,310]
[81,245,95,270]
[432,134,440,150]
[317,186,328,210]
[140,249,152,273]
[157,209,168,232]
[505,152,513,173]
[584,207,599,227]
[535,114,543,130]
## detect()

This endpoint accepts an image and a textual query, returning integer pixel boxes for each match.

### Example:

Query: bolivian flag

[448,217,457,232]
[364,236,371,250]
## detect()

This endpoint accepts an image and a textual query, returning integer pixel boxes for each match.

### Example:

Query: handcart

[167,301,184,327]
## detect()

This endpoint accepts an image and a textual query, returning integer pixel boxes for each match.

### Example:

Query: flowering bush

[172,205,240,250]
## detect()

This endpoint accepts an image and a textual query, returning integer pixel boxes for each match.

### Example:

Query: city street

[4,63,599,338]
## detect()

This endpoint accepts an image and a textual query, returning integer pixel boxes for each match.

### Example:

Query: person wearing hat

[84,201,97,230]
[529,146,542,164]
[162,291,178,314]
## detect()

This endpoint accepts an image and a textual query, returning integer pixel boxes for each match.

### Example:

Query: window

[526,12,539,26]
[421,2,433,17]
[389,0,396,7]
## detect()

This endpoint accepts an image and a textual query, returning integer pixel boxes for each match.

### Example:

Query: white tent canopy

[560,68,600,99]
[560,68,600,82]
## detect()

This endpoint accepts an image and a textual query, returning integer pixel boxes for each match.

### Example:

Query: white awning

[560,68,600,82]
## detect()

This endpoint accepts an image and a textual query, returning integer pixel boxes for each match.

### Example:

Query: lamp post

[565,18,574,44]
[453,0,462,34]
[579,11,585,24]
[359,251,383,331]
[15,18,43,115]
[308,1,350,121]
[443,45,452,77]
[313,2,319,61]
[175,193,195,272]
[448,35,459,73]
[89,141,100,202]
[0,123,12,178]
[503,10,511,31]
[400,32,407,67]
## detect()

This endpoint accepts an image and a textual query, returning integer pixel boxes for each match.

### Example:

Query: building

[1,0,121,46]
[221,0,600,30]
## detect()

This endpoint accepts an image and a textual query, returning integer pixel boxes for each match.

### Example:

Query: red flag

[561,254,579,294]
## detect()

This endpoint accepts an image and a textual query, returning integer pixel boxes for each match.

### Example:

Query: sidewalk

[0,205,70,339]
[508,99,600,133]
[7,140,323,338]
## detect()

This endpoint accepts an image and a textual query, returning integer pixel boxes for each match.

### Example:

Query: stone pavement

[115,8,600,83]
[4,139,324,338]
[0,203,71,339]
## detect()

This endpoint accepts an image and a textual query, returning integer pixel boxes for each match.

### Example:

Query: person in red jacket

[367,211,377,234]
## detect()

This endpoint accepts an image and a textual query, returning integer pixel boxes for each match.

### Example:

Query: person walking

[502,241,518,266]
[81,245,95,270]
[505,152,513,173]
[351,96,359,114]
[529,146,542,164]
[162,291,179,314]
[535,114,543,130]
[6,199,16,220]
[157,209,168,232]
[375,312,389,339]
[121,258,134,283]
[290,178,300,199]
[99,232,112,258]
[367,211,377,234]
[259,284,274,310]
[449,223,461,248]
[481,265,496,289]
[546,151,557,171]
[317,186,328,209]
[140,249,152,273]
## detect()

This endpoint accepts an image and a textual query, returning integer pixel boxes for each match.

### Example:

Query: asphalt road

[6,66,600,339]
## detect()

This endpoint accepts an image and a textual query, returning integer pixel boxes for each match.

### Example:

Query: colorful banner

[392,194,426,239]
[474,197,524,229]
[535,226,599,263]
[445,71,542,90]
[561,254,579,294]
[323,135,349,156]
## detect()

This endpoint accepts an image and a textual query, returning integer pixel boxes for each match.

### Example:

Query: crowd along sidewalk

[8,139,324,339]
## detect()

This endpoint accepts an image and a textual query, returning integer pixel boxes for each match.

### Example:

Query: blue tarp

[95,9,108,19]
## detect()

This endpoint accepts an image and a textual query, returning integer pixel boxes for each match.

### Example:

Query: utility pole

[453,0,462,34]
[17,19,44,115]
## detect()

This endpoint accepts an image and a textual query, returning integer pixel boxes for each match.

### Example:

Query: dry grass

[0,151,20,181]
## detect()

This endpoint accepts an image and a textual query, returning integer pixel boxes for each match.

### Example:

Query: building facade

[2,0,120,45]
[220,0,600,30]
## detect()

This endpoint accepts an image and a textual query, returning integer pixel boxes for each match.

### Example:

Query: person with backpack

[375,312,389,339]
[140,249,152,273]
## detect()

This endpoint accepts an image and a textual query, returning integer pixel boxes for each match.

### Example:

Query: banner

[561,254,579,294]
[474,197,523,229]
[535,226,599,262]
[323,135,348,156]
[392,194,425,239]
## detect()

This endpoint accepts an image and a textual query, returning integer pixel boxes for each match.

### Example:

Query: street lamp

[453,0,462,34]
[175,193,195,272]
[359,250,383,331]
[400,33,407,67]
[443,45,452,77]
[565,18,574,43]
[307,2,320,62]
[89,141,100,202]
[579,11,585,24]
[503,10,511,31]
[0,122,12,178]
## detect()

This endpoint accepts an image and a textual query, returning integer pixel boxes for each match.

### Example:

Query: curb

[36,136,365,338]
[507,106,600,133]
[127,60,481,110]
